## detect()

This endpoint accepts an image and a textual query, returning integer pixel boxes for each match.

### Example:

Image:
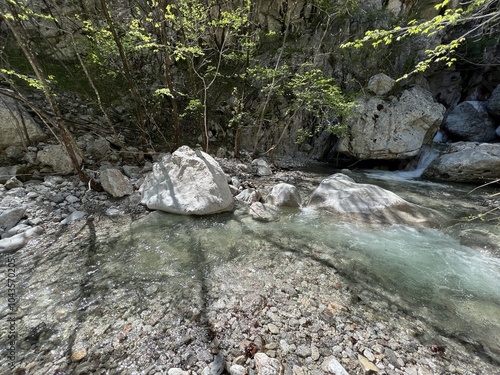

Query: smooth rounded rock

[266,183,301,207]
[306,173,442,227]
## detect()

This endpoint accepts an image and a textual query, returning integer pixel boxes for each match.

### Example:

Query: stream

[1,167,499,374]
[97,169,500,362]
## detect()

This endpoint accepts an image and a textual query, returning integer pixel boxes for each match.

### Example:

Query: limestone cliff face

[3,0,498,164]
[241,0,499,161]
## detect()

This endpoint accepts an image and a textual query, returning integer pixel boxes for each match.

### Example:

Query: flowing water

[2,169,500,372]
[92,169,500,362]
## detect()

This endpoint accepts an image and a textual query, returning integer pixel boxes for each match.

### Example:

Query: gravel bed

[1,168,499,375]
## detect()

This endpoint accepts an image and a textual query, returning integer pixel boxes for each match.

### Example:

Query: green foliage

[341,0,500,80]
[287,64,352,118]
[181,98,203,118]
[1,0,355,155]
[1,68,45,90]
[247,61,353,145]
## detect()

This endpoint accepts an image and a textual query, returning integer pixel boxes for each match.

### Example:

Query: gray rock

[384,347,405,368]
[205,353,225,375]
[367,73,395,95]
[486,84,500,116]
[44,175,65,185]
[321,356,349,375]
[423,142,500,183]
[254,353,283,375]
[60,211,86,225]
[252,158,272,176]
[0,93,46,149]
[266,183,301,207]
[443,101,497,142]
[0,166,18,184]
[1,223,32,239]
[140,146,234,215]
[168,369,190,375]
[0,226,43,253]
[100,169,134,198]
[5,177,23,189]
[37,144,82,175]
[235,189,261,205]
[105,208,124,216]
[311,344,320,361]
[87,137,112,161]
[296,344,311,358]
[26,192,39,199]
[0,207,26,230]
[249,202,278,222]
[229,184,240,196]
[51,194,65,204]
[338,87,445,159]
[4,145,25,160]
[267,323,280,334]
[65,194,79,204]
[122,165,141,178]
[229,364,246,375]
[306,174,442,227]
[231,176,242,189]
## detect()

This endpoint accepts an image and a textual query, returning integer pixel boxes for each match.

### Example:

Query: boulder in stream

[140,146,234,215]
[306,173,442,227]
[443,101,497,142]
[266,183,301,207]
[423,142,500,183]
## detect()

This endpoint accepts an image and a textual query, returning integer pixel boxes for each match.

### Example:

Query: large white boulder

[306,174,441,227]
[338,87,445,159]
[140,146,234,215]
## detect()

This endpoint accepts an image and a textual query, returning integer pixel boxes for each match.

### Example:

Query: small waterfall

[365,145,441,182]
[395,145,439,179]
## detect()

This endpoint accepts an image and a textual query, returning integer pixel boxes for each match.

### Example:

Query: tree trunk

[1,3,102,191]
[99,0,149,152]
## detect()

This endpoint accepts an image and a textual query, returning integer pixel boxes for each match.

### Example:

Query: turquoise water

[97,200,500,362]
[85,170,500,363]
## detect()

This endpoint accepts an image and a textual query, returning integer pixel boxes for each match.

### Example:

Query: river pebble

[1,166,499,375]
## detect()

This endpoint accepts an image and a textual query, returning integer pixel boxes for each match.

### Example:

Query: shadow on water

[88,207,500,365]
[9,197,497,370]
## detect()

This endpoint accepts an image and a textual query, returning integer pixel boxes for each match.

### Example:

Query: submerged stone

[306,173,442,227]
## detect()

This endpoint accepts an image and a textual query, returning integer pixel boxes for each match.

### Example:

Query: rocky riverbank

[1,157,500,375]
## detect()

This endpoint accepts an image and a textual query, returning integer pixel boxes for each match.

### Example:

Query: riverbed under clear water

[98,169,500,363]
[2,169,500,372]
